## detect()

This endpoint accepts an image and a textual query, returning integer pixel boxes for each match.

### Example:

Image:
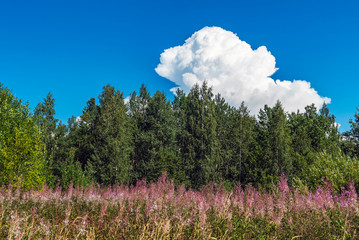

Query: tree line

[1,82,359,191]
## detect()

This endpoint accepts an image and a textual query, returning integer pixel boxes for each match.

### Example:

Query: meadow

[1,174,359,239]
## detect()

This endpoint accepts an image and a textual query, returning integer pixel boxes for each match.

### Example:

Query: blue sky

[1,0,358,131]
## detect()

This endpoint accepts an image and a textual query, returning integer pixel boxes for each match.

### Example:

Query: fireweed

[0,174,358,239]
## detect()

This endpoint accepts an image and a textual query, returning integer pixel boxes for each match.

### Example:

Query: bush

[300,150,359,192]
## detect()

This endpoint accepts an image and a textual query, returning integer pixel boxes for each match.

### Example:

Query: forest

[1,81,359,192]
[3,81,359,239]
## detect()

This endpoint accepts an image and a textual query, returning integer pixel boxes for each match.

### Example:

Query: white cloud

[124,96,130,105]
[76,116,82,123]
[155,26,330,114]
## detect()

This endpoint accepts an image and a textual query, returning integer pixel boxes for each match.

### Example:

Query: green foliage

[140,90,180,183]
[256,101,292,187]
[128,84,151,181]
[341,107,359,157]
[127,87,181,183]
[88,85,133,185]
[0,84,48,189]
[176,82,220,188]
[33,92,58,161]
[49,119,91,188]
[2,80,358,192]
[56,152,91,189]
[301,150,359,191]
[232,102,258,184]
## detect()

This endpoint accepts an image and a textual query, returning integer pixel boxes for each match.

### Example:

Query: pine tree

[88,85,133,185]
[213,94,234,183]
[128,84,151,181]
[318,103,339,152]
[51,117,91,188]
[142,91,180,183]
[50,98,99,188]
[288,110,314,176]
[341,107,359,157]
[257,101,292,186]
[172,88,192,186]
[33,92,58,172]
[349,107,359,141]
[76,98,98,168]
[231,102,257,184]
[178,82,219,188]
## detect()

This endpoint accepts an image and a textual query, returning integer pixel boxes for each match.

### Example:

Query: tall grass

[1,174,359,239]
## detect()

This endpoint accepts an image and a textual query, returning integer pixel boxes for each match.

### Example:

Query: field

[1,174,359,239]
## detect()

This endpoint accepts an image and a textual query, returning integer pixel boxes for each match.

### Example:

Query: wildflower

[39,219,51,236]
[30,206,38,216]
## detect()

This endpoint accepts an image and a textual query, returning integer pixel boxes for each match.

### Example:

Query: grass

[1,174,359,239]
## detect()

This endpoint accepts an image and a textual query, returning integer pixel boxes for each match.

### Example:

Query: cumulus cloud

[155,26,330,114]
